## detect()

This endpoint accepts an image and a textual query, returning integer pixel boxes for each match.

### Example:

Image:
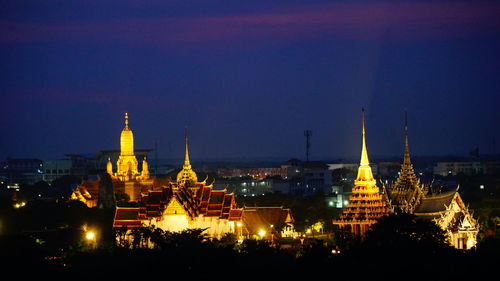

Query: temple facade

[72,113,165,207]
[385,114,479,249]
[72,113,296,240]
[113,133,243,238]
[332,110,390,237]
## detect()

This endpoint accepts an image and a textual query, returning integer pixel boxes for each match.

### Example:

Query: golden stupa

[176,130,198,188]
[333,109,390,237]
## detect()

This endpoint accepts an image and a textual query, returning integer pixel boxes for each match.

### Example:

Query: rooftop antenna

[304,130,312,162]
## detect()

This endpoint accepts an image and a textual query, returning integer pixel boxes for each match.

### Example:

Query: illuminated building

[386,114,479,249]
[332,110,390,237]
[114,133,243,238]
[71,113,167,207]
[240,207,297,239]
[73,113,296,239]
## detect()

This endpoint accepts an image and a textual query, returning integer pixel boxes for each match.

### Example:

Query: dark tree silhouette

[363,213,450,251]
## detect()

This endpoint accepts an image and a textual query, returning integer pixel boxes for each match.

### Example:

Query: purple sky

[2,0,500,161]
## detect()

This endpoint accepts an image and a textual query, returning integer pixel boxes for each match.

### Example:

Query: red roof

[114,207,142,228]
[114,183,243,228]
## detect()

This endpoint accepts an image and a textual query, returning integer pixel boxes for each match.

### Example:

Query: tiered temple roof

[386,112,425,213]
[114,131,243,229]
[114,183,242,228]
[384,113,478,249]
[333,110,390,237]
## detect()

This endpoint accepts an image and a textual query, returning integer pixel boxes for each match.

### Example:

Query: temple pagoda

[385,112,425,214]
[114,131,244,239]
[333,110,390,237]
[71,113,167,207]
[386,113,479,249]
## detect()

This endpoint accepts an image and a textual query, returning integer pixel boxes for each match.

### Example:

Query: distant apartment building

[288,160,333,196]
[214,177,274,197]
[433,161,500,176]
[0,158,44,184]
[433,162,483,176]
[328,163,378,176]
[43,159,72,182]
[42,154,98,182]
[217,167,287,179]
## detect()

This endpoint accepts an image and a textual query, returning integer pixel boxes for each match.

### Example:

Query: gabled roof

[414,190,457,215]
[119,183,243,224]
[114,207,142,228]
[242,206,294,236]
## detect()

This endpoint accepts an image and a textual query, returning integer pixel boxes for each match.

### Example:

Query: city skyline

[2,0,500,160]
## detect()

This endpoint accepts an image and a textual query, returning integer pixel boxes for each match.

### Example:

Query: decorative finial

[360,108,369,166]
[355,107,375,185]
[362,107,366,136]
[184,126,191,168]
[403,110,411,166]
[125,112,129,128]
[404,109,408,133]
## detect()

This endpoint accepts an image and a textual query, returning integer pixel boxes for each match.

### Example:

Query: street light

[236,222,243,241]
[85,231,95,241]
[270,225,275,244]
[85,230,97,250]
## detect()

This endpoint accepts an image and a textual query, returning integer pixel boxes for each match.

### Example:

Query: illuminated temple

[71,113,167,207]
[73,113,296,239]
[114,133,243,238]
[332,110,390,237]
[333,111,479,249]
[385,114,479,249]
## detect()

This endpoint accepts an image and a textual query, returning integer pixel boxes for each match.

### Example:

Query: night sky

[2,0,500,161]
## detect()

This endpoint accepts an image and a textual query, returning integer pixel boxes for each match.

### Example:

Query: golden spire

[355,108,376,186]
[106,157,113,176]
[141,156,150,179]
[176,127,198,186]
[394,110,420,191]
[117,112,138,180]
[403,110,411,166]
[120,112,134,156]
[125,112,129,129]
[183,127,191,169]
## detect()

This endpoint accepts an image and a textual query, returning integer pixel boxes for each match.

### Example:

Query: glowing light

[85,231,96,241]
[13,202,26,209]
[258,229,266,238]
[237,222,242,227]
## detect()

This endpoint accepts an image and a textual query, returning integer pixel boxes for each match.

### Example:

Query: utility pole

[304,130,312,162]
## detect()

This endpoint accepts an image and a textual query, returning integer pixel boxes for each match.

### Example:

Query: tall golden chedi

[72,113,157,206]
[108,113,152,201]
[116,112,140,181]
[333,109,390,237]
